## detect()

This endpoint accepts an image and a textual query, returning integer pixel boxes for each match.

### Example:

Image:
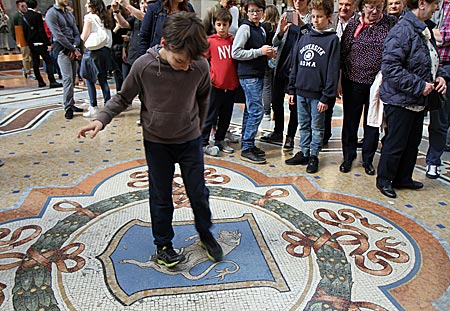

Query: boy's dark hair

[16,0,26,5]
[162,12,209,60]
[213,8,233,25]
[25,0,37,9]
[244,0,266,11]
[308,0,334,15]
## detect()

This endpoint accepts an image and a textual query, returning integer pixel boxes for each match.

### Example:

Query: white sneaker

[83,106,99,118]
[426,165,440,179]
[215,140,234,153]
[76,101,90,109]
[225,130,240,143]
[28,73,36,80]
[203,145,220,156]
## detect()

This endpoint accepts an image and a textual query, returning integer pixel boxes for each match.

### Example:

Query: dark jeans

[426,64,450,166]
[341,77,379,164]
[324,98,336,142]
[29,45,57,84]
[377,104,424,187]
[272,74,298,137]
[202,87,236,146]
[85,47,111,107]
[144,137,212,247]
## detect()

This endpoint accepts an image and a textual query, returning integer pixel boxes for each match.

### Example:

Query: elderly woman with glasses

[339,0,396,175]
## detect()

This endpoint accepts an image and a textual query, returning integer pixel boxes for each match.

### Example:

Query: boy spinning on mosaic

[286,0,340,173]
[77,12,223,268]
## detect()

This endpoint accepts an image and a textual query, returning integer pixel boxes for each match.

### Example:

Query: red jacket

[207,34,239,91]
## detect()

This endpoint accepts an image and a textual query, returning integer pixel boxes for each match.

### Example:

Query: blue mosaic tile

[354,173,361,177]
[56,134,61,136]
[27,134,32,137]
[74,150,80,153]
[105,149,111,152]
[111,132,116,135]
[18,142,24,145]
[108,140,114,142]
[405,204,413,208]
[136,148,141,151]
[68,160,75,164]
[437,224,446,229]
[269,164,275,168]
[49,142,54,144]
[12,190,20,194]
[314,176,321,179]
[24,175,30,178]
[62,173,69,177]
[103,160,109,162]
[42,151,48,154]
[136,139,142,142]
[438,202,447,206]
[33,162,40,165]
[9,152,15,155]
[61,126,66,128]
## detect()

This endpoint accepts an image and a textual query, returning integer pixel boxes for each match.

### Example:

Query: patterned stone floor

[0,70,449,311]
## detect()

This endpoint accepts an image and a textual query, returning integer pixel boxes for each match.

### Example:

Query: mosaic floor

[0,70,449,311]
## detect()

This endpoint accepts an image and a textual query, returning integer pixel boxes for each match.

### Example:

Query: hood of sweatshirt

[309,28,337,37]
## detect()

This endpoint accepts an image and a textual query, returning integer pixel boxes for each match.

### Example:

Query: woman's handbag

[425,90,447,111]
[84,16,108,50]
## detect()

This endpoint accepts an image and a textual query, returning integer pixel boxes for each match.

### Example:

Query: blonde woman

[81,0,113,118]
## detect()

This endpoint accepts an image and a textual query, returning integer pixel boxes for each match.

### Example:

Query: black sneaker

[156,245,185,268]
[200,236,223,262]
[285,151,309,165]
[241,148,266,164]
[260,132,283,145]
[253,146,266,156]
[72,106,84,113]
[50,82,63,88]
[283,136,294,150]
[38,81,47,88]
[65,108,73,119]
[306,156,319,173]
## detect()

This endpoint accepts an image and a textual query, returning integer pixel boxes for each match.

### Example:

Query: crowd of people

[0,0,449,265]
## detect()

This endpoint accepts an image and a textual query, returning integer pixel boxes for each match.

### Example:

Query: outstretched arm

[77,120,104,139]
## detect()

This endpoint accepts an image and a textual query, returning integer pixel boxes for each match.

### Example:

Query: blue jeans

[85,47,111,107]
[426,64,450,166]
[297,96,325,157]
[58,51,77,110]
[240,77,264,151]
[144,137,212,247]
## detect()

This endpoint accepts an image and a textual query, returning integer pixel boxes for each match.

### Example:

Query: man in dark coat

[22,0,62,88]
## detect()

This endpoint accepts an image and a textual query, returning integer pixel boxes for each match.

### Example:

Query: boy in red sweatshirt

[202,8,240,156]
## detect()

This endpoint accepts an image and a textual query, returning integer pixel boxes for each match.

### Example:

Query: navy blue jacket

[288,29,340,105]
[137,1,194,58]
[380,11,448,107]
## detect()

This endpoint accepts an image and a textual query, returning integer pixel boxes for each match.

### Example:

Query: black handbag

[425,90,447,111]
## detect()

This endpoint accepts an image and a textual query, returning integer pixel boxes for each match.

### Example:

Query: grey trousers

[57,51,77,110]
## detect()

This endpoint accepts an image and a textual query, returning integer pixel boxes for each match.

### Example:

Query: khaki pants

[20,45,32,73]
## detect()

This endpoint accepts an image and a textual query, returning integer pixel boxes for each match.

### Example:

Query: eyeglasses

[248,9,264,14]
[364,4,384,11]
